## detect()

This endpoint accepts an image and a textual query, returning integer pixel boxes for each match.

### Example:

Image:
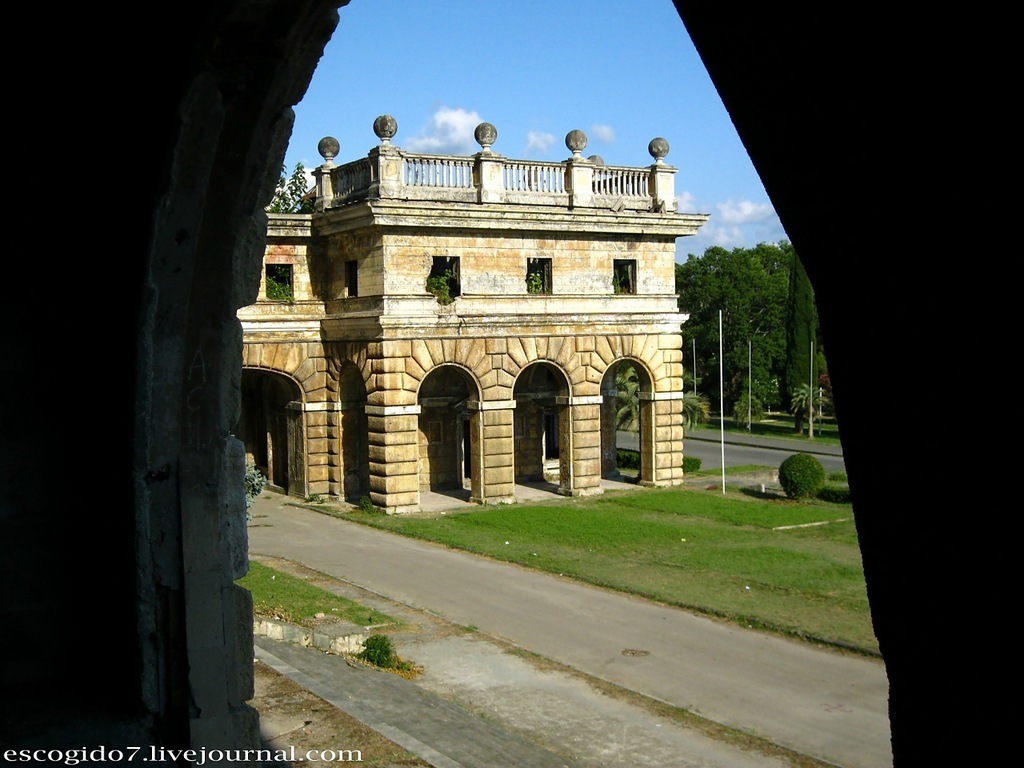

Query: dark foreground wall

[1,1,961,764]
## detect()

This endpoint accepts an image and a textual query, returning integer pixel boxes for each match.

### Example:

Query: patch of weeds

[356,633,420,679]
[305,493,326,504]
[358,495,377,513]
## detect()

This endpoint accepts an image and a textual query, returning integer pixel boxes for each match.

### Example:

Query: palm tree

[789,383,824,436]
[683,391,711,428]
[615,363,640,432]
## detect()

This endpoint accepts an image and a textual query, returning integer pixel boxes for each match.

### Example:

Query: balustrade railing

[403,155,475,188]
[318,118,677,213]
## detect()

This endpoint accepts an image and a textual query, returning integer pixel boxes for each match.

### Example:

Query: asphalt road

[248,496,891,768]
[618,430,847,475]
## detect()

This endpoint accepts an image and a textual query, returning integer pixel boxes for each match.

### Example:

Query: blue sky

[282,0,789,261]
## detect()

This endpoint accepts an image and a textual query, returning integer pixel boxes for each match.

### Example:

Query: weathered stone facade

[238,118,707,513]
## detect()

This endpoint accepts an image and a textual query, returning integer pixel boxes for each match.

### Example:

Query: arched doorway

[238,369,304,496]
[513,362,571,494]
[417,365,479,495]
[338,362,370,502]
[601,359,654,484]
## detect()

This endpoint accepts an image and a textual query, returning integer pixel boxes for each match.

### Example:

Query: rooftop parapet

[313,115,679,214]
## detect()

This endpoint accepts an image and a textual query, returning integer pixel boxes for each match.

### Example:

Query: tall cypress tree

[783,254,817,433]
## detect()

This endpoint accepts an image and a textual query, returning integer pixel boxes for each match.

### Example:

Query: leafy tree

[268,162,314,213]
[676,242,793,414]
[782,253,818,432]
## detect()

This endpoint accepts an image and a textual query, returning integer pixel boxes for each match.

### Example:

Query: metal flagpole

[809,340,815,439]
[720,310,725,494]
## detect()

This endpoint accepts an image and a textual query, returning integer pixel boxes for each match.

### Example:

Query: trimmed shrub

[778,453,825,500]
[817,484,852,504]
[682,456,702,473]
[358,633,396,668]
[616,449,640,470]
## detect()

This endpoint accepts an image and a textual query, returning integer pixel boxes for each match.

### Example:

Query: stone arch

[416,363,482,496]
[513,361,574,494]
[238,367,305,496]
[601,358,656,484]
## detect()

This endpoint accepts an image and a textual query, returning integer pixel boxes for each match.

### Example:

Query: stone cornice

[313,200,708,239]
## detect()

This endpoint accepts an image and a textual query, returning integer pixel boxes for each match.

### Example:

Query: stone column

[647,137,677,213]
[638,391,686,486]
[470,400,516,504]
[565,129,594,209]
[366,404,421,514]
[557,395,604,496]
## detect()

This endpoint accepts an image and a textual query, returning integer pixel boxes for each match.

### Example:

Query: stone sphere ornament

[474,122,498,152]
[565,129,588,157]
[317,136,340,165]
[587,154,605,166]
[648,137,670,163]
[373,114,398,144]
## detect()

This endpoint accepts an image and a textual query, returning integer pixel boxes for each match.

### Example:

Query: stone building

[237,116,708,513]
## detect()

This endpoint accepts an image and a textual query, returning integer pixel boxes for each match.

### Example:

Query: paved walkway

[247,485,892,768]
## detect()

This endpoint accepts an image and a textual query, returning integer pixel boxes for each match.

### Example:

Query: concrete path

[247,493,892,768]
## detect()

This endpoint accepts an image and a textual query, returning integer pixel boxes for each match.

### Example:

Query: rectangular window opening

[612,259,636,295]
[265,263,294,301]
[427,256,461,304]
[345,259,359,298]
[526,257,552,294]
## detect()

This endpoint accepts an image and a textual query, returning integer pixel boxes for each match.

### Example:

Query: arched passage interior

[602,359,655,484]
[338,362,370,502]
[513,362,571,494]
[238,369,304,495]
[417,365,479,494]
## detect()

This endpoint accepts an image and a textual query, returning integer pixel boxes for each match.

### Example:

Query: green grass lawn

[344,486,876,655]
[691,413,842,446]
[237,560,399,629]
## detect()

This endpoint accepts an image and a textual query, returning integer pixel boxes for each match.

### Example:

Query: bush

[244,461,267,509]
[616,449,640,470]
[778,453,825,500]
[358,495,376,513]
[682,456,702,473]
[358,633,396,668]
[816,484,852,504]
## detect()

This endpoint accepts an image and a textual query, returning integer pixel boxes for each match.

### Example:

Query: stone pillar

[366,404,421,514]
[639,391,686,486]
[368,144,404,200]
[647,137,677,213]
[313,136,338,212]
[470,400,516,504]
[557,395,604,496]
[476,152,505,203]
[565,129,594,209]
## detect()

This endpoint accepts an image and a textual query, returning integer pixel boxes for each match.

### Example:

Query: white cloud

[525,131,555,155]
[675,190,697,211]
[716,198,775,225]
[405,106,482,154]
[590,124,616,143]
